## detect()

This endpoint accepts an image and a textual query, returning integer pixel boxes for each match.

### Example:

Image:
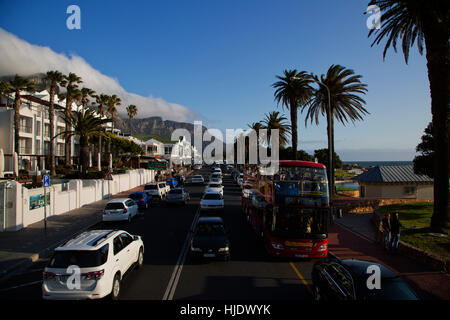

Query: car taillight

[103,210,106,215]
[43,271,56,280]
[123,208,128,214]
[141,198,145,202]
[84,270,104,280]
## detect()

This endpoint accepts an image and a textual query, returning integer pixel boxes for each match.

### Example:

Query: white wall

[2,169,155,231]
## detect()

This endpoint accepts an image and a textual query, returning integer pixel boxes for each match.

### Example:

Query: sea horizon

[343,160,413,167]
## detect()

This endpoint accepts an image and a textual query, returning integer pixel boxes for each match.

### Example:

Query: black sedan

[312,258,418,300]
[190,217,231,261]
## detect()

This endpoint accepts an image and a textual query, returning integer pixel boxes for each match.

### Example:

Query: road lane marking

[289,262,312,296]
[162,207,201,300]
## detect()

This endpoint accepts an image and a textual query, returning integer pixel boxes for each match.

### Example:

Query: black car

[190,217,230,261]
[312,258,418,300]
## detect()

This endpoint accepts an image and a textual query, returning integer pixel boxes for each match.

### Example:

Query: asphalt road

[0,167,316,300]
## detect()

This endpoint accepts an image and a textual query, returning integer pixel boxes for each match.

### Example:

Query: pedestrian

[381,213,391,251]
[390,212,402,253]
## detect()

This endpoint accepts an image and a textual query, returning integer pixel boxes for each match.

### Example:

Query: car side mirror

[133,235,139,241]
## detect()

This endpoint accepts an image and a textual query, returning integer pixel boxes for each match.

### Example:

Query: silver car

[166,188,190,205]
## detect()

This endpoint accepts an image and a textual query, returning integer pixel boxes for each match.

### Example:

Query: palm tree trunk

[49,85,56,176]
[326,109,334,204]
[424,25,449,232]
[14,91,21,156]
[80,136,89,176]
[65,98,72,166]
[129,117,133,136]
[290,100,298,160]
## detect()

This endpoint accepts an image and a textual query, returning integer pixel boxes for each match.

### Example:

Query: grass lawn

[378,202,449,260]
[335,168,356,180]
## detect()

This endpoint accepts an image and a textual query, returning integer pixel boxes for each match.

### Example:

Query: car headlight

[271,243,284,250]
[317,244,328,251]
[218,247,229,252]
[190,245,202,252]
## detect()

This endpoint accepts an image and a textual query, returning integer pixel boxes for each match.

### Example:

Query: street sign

[104,170,113,181]
[148,161,167,170]
[43,175,50,188]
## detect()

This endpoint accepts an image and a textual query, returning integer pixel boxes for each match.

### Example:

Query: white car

[103,198,139,223]
[191,175,205,185]
[205,183,224,196]
[200,192,224,212]
[144,183,165,200]
[210,177,223,185]
[42,229,144,300]
[158,182,170,195]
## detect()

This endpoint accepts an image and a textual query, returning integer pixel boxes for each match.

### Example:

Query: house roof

[352,165,433,183]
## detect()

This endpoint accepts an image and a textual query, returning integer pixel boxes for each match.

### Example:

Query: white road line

[162,207,201,300]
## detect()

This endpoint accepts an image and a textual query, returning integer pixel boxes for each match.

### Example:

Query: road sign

[148,161,167,170]
[43,175,50,188]
[104,170,113,181]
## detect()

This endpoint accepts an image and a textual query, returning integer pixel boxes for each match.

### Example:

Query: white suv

[144,183,165,199]
[42,229,144,300]
[200,192,224,212]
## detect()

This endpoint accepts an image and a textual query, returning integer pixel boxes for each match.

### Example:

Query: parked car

[158,182,170,195]
[128,191,151,211]
[200,192,224,213]
[191,175,205,185]
[144,183,165,200]
[166,188,190,205]
[193,164,202,170]
[102,198,139,223]
[190,217,230,261]
[42,229,144,300]
[311,258,419,301]
[205,183,224,196]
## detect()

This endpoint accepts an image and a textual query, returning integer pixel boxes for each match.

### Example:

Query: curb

[0,217,101,287]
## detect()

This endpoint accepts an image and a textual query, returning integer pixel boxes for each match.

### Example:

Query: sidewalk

[329,213,450,300]
[0,183,147,286]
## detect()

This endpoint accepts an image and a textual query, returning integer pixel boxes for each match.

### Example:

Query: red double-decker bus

[241,160,330,258]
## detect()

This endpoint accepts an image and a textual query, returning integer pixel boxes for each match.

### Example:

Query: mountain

[115,116,207,139]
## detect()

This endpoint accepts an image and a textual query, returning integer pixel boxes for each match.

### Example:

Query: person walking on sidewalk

[390,212,402,253]
[382,213,391,251]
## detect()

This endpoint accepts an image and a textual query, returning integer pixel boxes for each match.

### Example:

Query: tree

[126,104,138,136]
[261,111,291,148]
[44,71,65,176]
[273,70,313,159]
[305,65,368,204]
[413,122,434,178]
[8,75,35,156]
[280,147,313,161]
[93,94,110,158]
[106,94,121,131]
[0,80,12,106]
[57,109,111,175]
[314,149,343,169]
[80,87,96,114]
[368,0,449,232]
[60,73,83,166]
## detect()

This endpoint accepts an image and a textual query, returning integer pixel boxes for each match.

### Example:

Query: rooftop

[352,165,433,183]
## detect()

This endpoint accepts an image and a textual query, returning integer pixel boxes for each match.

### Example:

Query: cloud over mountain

[0,28,200,122]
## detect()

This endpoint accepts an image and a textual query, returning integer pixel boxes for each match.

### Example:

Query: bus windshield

[271,207,328,239]
[273,166,329,207]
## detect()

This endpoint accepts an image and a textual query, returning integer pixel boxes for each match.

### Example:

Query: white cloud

[0,28,200,122]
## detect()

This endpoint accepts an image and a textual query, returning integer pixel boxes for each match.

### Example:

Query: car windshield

[209,184,221,188]
[356,278,418,300]
[203,194,222,200]
[193,176,203,179]
[145,185,157,190]
[196,223,226,236]
[105,203,125,210]
[169,189,182,194]
[48,246,109,268]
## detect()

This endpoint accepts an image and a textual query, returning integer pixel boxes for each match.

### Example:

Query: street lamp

[293,76,334,216]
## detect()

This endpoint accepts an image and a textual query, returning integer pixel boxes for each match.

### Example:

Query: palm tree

[44,71,65,176]
[305,64,368,202]
[247,121,264,164]
[8,75,35,156]
[368,0,449,232]
[106,94,121,131]
[56,109,111,175]
[0,80,12,106]
[126,104,138,136]
[94,94,110,158]
[261,111,291,148]
[273,70,313,160]
[80,87,96,114]
[61,73,83,166]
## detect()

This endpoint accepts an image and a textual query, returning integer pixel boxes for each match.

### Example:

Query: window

[119,233,133,248]
[326,263,355,298]
[19,116,32,133]
[404,186,416,196]
[203,193,222,200]
[105,203,125,210]
[48,246,110,268]
[36,122,41,136]
[113,236,124,255]
[44,124,50,137]
[125,200,136,207]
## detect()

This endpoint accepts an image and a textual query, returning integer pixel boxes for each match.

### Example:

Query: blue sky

[0,0,432,161]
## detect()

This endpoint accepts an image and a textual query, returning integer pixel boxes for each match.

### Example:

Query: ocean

[343,161,413,167]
